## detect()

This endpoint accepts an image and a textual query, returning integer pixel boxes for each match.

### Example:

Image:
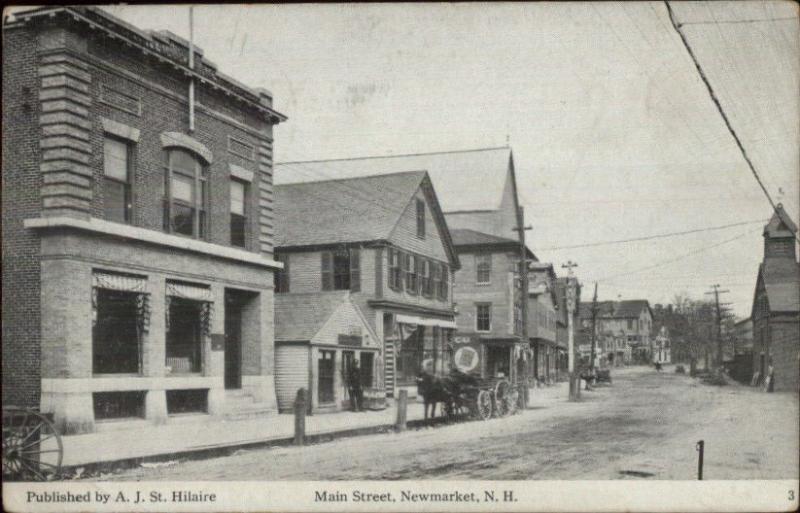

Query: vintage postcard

[2,2,798,512]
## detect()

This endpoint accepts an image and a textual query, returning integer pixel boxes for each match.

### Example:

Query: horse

[416,371,454,420]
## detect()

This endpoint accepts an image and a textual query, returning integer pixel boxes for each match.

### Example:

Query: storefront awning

[396,314,456,329]
[93,272,147,293]
[166,282,213,302]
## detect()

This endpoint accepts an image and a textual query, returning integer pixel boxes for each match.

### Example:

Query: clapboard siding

[274,343,309,413]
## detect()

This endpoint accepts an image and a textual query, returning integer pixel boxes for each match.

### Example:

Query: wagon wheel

[2,407,63,481]
[493,380,511,418]
[474,390,493,420]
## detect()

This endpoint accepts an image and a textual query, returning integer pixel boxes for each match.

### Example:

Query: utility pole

[589,282,599,372]
[705,285,730,369]
[562,260,579,401]
[512,208,532,402]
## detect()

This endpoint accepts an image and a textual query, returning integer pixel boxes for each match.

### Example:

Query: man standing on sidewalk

[347,360,364,411]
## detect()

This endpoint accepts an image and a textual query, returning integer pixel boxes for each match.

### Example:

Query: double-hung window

[230,179,247,247]
[322,249,360,291]
[388,248,403,291]
[476,254,491,284]
[438,265,449,301]
[103,137,132,223]
[421,260,432,297]
[476,303,492,332]
[405,254,418,294]
[163,149,207,238]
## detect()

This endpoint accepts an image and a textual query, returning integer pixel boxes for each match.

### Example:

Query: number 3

[790,490,795,500]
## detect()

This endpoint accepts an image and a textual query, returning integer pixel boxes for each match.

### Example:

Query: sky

[97,2,799,318]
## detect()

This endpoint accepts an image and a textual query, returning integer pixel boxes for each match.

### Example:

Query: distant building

[579,300,654,365]
[750,205,799,391]
[528,263,559,383]
[273,171,460,400]
[652,326,671,364]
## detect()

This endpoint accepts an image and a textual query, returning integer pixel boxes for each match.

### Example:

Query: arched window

[163,149,208,238]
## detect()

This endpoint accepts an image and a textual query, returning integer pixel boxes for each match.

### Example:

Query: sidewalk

[57,402,426,468]
[58,383,570,469]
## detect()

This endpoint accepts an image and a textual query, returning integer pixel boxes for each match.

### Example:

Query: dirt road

[102,366,798,480]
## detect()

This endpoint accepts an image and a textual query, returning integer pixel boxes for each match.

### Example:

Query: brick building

[750,205,799,392]
[273,171,459,399]
[2,6,285,434]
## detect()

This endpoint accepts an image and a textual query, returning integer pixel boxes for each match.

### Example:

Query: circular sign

[454,346,479,373]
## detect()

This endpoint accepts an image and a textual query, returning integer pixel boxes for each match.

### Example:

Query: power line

[535,219,766,251]
[594,227,760,282]
[677,16,798,27]
[664,1,800,244]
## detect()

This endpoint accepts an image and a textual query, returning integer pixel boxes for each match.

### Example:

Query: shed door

[275,344,310,413]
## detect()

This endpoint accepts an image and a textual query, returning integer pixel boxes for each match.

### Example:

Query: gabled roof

[275,292,348,341]
[275,147,513,213]
[758,259,800,313]
[450,228,537,260]
[274,171,459,267]
[764,204,798,238]
[613,300,652,319]
[274,292,378,343]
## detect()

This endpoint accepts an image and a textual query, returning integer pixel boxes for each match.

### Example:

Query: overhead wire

[664,0,800,243]
[534,218,766,251]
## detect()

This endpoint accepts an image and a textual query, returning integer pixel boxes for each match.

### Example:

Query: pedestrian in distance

[347,360,364,412]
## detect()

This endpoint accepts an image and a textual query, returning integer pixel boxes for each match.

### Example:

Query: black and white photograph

[2,2,798,512]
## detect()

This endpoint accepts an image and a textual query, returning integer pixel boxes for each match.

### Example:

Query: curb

[69,416,447,479]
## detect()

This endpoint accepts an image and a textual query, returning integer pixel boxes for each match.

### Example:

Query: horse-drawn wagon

[417,334,528,421]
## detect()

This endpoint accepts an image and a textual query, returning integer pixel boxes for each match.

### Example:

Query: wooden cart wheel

[2,407,63,481]
[474,390,493,420]
[493,380,511,418]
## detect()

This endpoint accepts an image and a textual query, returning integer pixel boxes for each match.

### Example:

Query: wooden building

[274,292,380,412]
[750,205,799,392]
[273,171,460,398]
[450,229,534,384]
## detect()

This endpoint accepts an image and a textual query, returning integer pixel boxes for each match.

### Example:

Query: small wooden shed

[274,292,382,413]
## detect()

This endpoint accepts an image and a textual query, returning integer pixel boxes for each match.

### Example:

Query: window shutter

[321,251,333,291]
[350,248,361,292]
[414,256,421,295]
[441,266,449,301]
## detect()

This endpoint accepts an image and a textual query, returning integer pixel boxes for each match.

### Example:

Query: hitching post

[294,388,307,446]
[396,389,408,432]
[696,440,704,480]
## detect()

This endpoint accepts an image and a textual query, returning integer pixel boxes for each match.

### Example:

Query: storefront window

[92,272,149,375]
[396,324,423,384]
[166,298,204,374]
[93,289,141,374]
